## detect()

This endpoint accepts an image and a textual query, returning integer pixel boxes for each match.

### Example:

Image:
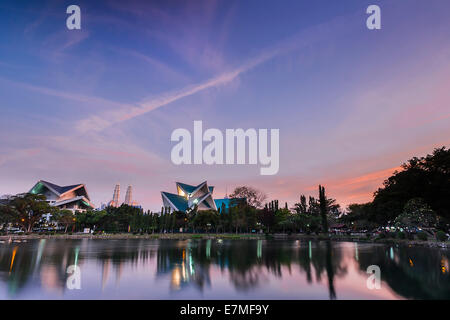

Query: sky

[0,0,449,211]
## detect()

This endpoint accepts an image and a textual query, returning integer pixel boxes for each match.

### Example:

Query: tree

[229,186,267,209]
[230,206,245,233]
[257,205,275,233]
[371,147,450,223]
[308,196,320,215]
[394,198,437,229]
[275,207,292,233]
[294,194,340,217]
[53,209,76,233]
[293,195,308,214]
[0,193,56,232]
[319,185,328,234]
[192,210,219,232]
[75,210,106,232]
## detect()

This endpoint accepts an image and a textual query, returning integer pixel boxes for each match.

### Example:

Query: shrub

[436,231,448,242]
[265,233,274,240]
[417,232,428,241]
[397,231,406,239]
[377,232,386,239]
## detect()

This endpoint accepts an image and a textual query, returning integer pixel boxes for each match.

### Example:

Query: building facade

[161,181,244,214]
[29,180,95,213]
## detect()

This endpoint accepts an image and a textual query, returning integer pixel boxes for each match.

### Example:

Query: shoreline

[1,233,449,248]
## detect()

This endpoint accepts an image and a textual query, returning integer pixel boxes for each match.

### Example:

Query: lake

[0,238,449,299]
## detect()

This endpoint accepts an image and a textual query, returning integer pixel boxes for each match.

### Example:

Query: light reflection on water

[0,239,449,299]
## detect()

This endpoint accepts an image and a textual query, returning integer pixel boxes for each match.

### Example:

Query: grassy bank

[0,233,265,240]
[1,232,449,247]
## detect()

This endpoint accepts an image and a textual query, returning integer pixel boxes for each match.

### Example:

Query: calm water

[0,238,449,300]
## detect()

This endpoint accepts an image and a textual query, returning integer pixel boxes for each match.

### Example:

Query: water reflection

[0,239,449,299]
[357,244,450,299]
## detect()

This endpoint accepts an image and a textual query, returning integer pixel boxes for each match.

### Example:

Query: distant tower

[124,186,132,206]
[108,184,120,207]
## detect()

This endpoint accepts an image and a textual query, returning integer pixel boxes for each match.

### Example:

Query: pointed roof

[163,181,220,213]
[30,180,91,201]
[162,192,189,212]
[54,196,94,209]
[176,182,197,194]
[41,180,84,195]
[176,181,212,195]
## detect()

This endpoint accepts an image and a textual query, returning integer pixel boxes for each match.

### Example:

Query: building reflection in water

[0,239,450,299]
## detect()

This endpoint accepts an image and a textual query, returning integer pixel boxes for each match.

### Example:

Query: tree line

[1,146,448,235]
[0,185,337,234]
[343,147,450,232]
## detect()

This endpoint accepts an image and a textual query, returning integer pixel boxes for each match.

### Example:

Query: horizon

[1,0,450,212]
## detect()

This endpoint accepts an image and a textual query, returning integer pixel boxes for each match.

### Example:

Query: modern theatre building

[29,180,95,213]
[161,181,242,214]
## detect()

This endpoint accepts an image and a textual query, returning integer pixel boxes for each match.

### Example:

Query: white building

[29,180,95,213]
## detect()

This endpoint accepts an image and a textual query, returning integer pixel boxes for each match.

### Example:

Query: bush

[417,232,428,241]
[265,233,274,240]
[397,231,406,239]
[377,232,386,239]
[436,231,448,242]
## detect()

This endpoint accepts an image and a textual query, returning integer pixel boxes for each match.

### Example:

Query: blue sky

[1,0,450,210]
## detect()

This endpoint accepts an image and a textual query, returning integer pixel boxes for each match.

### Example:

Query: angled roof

[176,182,197,194]
[162,192,189,212]
[54,196,94,209]
[31,180,84,196]
[195,191,217,211]
[43,180,76,194]
[177,181,214,195]
[30,180,92,204]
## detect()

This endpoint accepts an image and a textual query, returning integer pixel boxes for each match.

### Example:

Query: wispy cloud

[113,47,190,83]
[40,29,90,62]
[0,76,132,111]
[75,51,276,133]
[107,0,232,72]
[75,13,351,133]
[0,148,41,167]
